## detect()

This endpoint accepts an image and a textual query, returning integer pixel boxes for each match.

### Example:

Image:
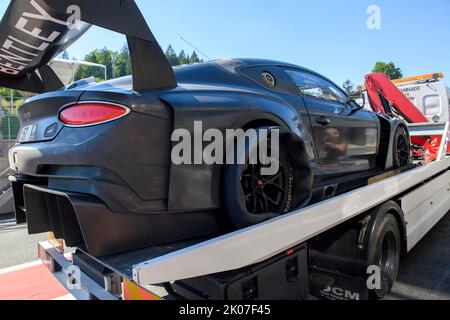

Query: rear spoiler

[0,0,176,93]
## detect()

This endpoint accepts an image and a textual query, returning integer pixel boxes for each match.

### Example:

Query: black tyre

[393,126,411,168]
[367,213,401,299]
[224,136,296,228]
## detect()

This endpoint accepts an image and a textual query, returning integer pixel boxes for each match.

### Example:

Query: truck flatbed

[77,238,210,280]
[36,123,450,300]
[130,158,448,285]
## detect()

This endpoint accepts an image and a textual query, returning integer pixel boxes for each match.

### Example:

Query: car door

[285,68,379,176]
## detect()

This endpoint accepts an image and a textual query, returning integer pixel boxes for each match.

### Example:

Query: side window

[285,69,348,104]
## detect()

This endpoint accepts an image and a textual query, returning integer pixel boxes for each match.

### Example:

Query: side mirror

[360,92,367,108]
[349,99,365,111]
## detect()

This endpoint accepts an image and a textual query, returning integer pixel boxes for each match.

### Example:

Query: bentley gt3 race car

[1,0,411,256]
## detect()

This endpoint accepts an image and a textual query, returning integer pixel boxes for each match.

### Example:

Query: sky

[1,0,449,87]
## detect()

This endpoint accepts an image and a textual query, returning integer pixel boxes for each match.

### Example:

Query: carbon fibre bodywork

[2,0,407,256]
[8,59,406,256]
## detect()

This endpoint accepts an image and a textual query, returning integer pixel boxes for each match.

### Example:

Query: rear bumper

[13,182,218,257]
[9,106,174,214]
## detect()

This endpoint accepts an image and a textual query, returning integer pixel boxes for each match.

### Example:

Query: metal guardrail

[1,94,22,141]
[1,116,20,141]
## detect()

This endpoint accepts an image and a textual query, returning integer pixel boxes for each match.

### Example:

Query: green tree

[342,79,354,95]
[178,50,188,65]
[0,88,22,100]
[75,47,114,81]
[372,62,403,80]
[165,45,180,66]
[74,45,204,82]
[189,51,202,64]
[114,45,132,77]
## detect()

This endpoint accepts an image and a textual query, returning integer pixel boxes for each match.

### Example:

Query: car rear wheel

[224,134,296,228]
[393,126,411,168]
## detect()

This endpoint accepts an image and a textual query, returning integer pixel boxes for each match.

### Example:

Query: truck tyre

[224,130,296,228]
[367,213,401,299]
[393,126,411,168]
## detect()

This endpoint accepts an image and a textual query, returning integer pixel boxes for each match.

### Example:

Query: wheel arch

[389,205,408,257]
[376,115,409,170]
[364,200,408,257]
[394,122,410,142]
[236,112,291,132]
[221,115,314,212]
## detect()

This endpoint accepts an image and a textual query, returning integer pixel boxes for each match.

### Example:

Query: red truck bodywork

[365,73,443,162]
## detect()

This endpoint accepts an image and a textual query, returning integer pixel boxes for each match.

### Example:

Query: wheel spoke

[396,134,410,167]
[264,170,283,184]
[260,193,269,212]
[266,182,286,193]
[240,147,293,215]
[256,193,266,212]
[265,193,279,206]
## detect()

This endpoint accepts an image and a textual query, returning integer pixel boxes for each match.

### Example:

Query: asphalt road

[1,212,450,300]
[387,211,450,300]
[0,214,46,269]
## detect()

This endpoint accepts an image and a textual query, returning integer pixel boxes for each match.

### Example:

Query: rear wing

[0,0,176,93]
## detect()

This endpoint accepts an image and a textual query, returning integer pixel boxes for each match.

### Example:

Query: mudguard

[0,0,176,93]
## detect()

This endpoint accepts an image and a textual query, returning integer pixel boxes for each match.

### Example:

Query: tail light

[59,102,130,126]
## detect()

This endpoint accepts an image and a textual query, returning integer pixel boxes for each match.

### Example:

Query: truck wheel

[224,134,296,228]
[367,213,401,299]
[393,126,411,168]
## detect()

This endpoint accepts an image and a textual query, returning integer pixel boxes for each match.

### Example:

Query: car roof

[75,58,340,94]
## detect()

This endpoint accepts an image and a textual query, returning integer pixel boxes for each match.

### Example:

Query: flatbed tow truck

[34,121,450,301]
[1,0,449,301]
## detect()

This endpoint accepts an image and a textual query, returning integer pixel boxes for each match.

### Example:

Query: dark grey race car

[1,0,410,256]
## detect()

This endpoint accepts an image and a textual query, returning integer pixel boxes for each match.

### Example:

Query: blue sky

[1,0,449,87]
